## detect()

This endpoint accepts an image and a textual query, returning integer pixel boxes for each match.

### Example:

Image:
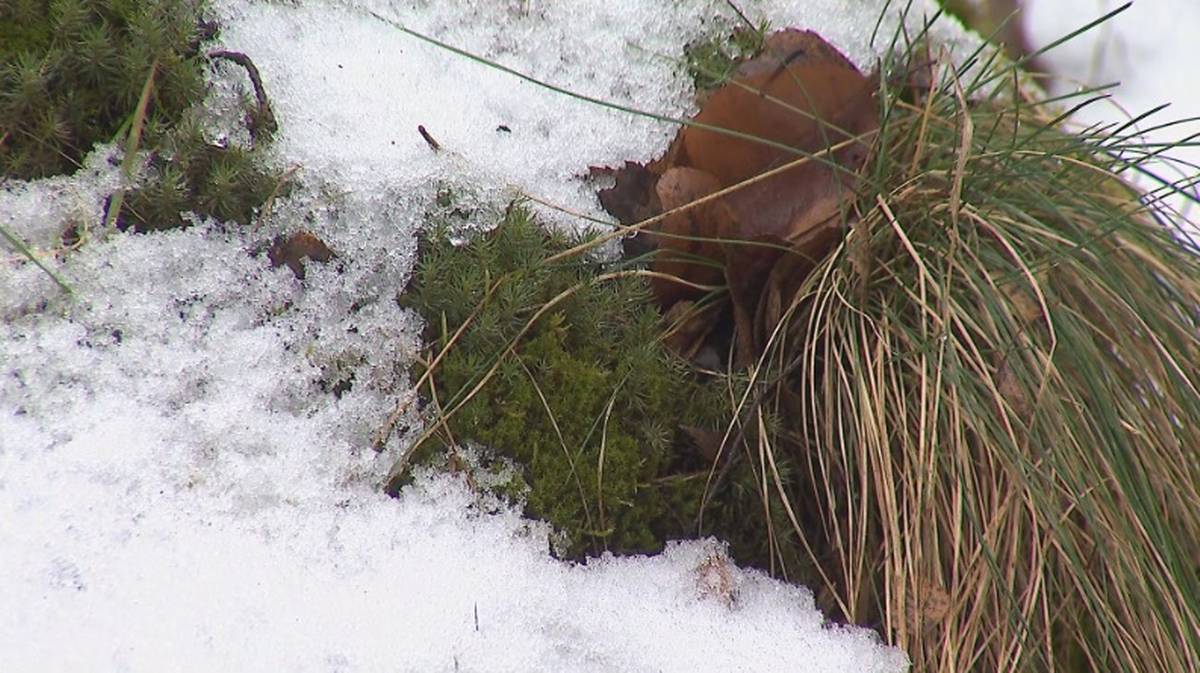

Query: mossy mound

[400,207,792,559]
[119,119,280,232]
[0,0,208,179]
[1,0,282,236]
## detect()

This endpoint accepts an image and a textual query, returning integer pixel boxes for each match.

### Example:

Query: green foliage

[0,0,284,235]
[0,0,208,179]
[121,120,281,231]
[683,19,768,91]
[402,207,739,558]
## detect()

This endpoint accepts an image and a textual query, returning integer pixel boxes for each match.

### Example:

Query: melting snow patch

[207,0,973,227]
[0,464,907,672]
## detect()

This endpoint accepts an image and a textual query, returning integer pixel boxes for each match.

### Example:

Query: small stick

[207,50,277,143]
[417,125,440,151]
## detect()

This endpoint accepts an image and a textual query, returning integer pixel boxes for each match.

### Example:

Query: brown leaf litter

[593,29,879,366]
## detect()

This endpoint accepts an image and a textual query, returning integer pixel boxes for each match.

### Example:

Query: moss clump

[401,206,737,557]
[0,0,209,179]
[118,118,281,232]
[1,0,283,234]
[683,19,768,91]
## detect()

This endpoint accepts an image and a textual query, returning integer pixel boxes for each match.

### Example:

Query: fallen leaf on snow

[267,230,335,279]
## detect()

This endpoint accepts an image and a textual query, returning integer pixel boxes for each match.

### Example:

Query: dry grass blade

[375,275,505,452]
[546,135,869,265]
[103,59,158,232]
[0,221,73,295]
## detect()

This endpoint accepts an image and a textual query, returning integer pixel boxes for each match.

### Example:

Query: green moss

[683,19,769,91]
[401,206,744,557]
[0,0,285,235]
[399,204,837,574]
[0,0,209,179]
[121,122,281,231]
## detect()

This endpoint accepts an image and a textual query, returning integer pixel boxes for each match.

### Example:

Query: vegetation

[683,17,768,91]
[754,30,1200,668]
[118,116,280,232]
[0,0,207,179]
[653,13,1200,673]
[398,207,808,559]
[0,0,282,241]
[6,2,1198,671]
[389,6,1200,673]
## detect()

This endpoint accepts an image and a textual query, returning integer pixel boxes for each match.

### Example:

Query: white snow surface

[2,1,997,671]
[1025,0,1200,228]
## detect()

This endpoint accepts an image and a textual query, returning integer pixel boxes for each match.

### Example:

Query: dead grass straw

[750,43,1200,673]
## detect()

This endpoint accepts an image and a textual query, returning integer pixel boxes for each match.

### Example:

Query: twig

[207,50,278,144]
[417,125,441,151]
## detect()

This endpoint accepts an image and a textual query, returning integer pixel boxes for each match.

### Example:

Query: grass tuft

[741,27,1200,672]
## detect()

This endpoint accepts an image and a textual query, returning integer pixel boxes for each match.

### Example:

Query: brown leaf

[995,355,1032,420]
[723,234,787,364]
[591,161,662,226]
[268,231,334,279]
[648,166,731,309]
[662,299,723,363]
[678,30,873,190]
[666,29,878,321]
[594,29,879,364]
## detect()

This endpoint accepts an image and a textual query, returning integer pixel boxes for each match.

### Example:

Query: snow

[1025,0,1200,229]
[0,457,901,672]
[26,0,1189,671]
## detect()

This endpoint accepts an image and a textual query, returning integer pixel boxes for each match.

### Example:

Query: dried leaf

[995,355,1032,420]
[694,545,739,607]
[723,235,787,363]
[678,30,874,191]
[268,231,334,279]
[755,225,841,348]
[663,299,723,363]
[591,161,662,226]
[648,166,732,309]
[594,29,879,363]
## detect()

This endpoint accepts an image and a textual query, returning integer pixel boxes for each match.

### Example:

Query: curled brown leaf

[595,29,879,364]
